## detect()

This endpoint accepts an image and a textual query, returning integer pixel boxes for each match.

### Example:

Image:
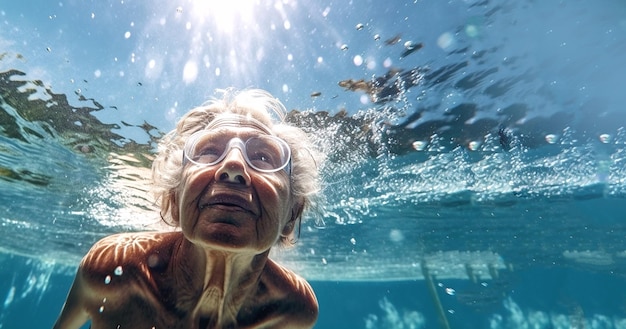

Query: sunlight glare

[190,0,259,34]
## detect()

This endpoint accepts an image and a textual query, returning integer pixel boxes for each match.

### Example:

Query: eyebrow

[204,127,269,139]
[205,115,274,135]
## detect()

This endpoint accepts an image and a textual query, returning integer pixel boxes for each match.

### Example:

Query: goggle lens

[183,131,291,173]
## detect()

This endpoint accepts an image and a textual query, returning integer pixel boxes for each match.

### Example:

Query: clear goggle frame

[182,128,292,173]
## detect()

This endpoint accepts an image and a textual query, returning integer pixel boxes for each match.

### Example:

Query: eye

[245,136,289,171]
[192,144,223,164]
[248,150,279,170]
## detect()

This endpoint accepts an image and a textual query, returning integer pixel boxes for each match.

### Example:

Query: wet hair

[151,89,322,246]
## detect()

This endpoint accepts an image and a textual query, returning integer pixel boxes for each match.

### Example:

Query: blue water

[1,0,626,328]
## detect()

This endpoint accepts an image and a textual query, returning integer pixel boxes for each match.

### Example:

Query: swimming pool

[1,0,625,328]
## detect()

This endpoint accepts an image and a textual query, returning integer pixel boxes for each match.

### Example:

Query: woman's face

[172,125,295,253]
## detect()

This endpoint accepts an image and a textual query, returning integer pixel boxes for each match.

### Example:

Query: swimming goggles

[182,128,292,173]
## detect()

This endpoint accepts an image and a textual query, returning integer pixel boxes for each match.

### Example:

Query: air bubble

[114,266,123,276]
[148,254,160,268]
[360,95,369,105]
[183,61,199,83]
[412,141,427,151]
[104,275,111,284]
[437,32,455,50]
[468,141,481,151]
[466,24,479,37]
[599,133,611,144]
[445,287,456,295]
[355,23,364,30]
[322,7,330,17]
[340,44,348,51]
[4,286,14,307]
[389,229,404,243]
[350,238,356,245]
[545,134,558,144]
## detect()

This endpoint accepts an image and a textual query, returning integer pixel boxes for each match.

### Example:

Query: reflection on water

[1,61,626,281]
[0,66,163,264]
[0,67,157,161]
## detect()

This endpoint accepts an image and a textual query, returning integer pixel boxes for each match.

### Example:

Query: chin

[187,224,258,252]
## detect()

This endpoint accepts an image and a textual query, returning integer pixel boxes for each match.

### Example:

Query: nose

[214,148,251,185]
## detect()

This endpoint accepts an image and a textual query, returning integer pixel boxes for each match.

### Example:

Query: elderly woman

[53,89,321,329]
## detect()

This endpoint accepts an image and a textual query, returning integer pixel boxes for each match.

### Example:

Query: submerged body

[54,232,317,329]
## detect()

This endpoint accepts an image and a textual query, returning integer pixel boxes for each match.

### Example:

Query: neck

[171,237,270,326]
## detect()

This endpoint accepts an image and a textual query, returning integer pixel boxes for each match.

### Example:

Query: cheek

[175,170,213,224]
[256,176,292,219]
[184,169,215,195]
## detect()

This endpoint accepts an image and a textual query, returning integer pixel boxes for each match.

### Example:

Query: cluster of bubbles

[490,298,626,329]
[364,297,426,329]
[100,266,124,313]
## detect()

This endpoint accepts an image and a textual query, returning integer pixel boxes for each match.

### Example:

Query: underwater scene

[1,0,625,328]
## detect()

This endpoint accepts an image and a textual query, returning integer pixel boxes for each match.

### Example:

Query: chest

[86,284,281,329]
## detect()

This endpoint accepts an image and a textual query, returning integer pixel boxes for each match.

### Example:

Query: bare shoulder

[261,259,319,328]
[52,232,182,329]
[79,231,181,286]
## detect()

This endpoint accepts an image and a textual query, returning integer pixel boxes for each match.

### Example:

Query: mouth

[199,194,258,216]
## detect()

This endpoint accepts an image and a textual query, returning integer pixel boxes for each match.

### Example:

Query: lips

[199,193,259,216]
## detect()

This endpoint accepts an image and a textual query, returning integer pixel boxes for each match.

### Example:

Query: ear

[169,190,180,224]
[281,202,304,237]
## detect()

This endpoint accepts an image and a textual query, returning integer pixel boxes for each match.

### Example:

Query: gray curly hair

[151,89,322,246]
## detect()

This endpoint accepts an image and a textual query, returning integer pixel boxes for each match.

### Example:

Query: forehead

[200,125,269,139]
